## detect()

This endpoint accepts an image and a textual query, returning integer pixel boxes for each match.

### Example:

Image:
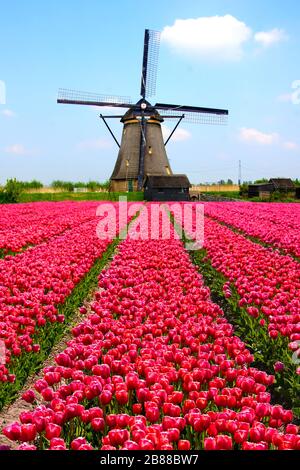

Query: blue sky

[0,0,300,184]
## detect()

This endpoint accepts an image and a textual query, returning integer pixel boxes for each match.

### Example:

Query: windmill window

[148,146,153,155]
[165,166,171,175]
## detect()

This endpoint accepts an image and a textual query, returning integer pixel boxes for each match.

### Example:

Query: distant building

[248,183,274,198]
[269,178,295,192]
[74,187,88,193]
[248,178,295,198]
[144,175,190,201]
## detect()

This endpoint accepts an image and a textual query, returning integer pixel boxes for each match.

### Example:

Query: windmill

[57,29,228,192]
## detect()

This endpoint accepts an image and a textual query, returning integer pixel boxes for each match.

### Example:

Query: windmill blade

[140,30,161,99]
[155,102,228,124]
[159,112,227,124]
[57,89,132,108]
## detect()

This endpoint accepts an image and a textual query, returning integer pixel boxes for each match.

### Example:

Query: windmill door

[128,180,133,192]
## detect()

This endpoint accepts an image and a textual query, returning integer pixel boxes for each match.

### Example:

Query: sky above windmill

[0,0,300,184]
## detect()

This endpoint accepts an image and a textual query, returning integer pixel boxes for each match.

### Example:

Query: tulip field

[0,202,101,255]
[0,201,300,450]
[204,202,300,258]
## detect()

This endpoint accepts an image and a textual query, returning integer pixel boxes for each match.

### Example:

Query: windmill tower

[58,29,228,192]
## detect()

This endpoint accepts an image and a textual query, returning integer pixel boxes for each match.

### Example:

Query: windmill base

[110,179,139,193]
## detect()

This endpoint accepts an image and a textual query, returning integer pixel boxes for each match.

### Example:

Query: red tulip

[78,443,94,450]
[89,407,103,420]
[20,424,37,442]
[115,389,129,405]
[234,429,248,444]
[123,440,140,450]
[193,415,211,432]
[139,438,155,450]
[99,390,112,406]
[17,443,37,450]
[167,428,180,442]
[145,406,160,423]
[286,424,298,435]
[216,435,233,450]
[91,418,105,432]
[71,437,87,450]
[50,438,66,450]
[21,390,36,403]
[45,423,61,440]
[178,439,191,450]
[274,361,285,372]
[3,422,22,441]
[132,403,142,414]
[204,438,217,450]
[108,429,129,447]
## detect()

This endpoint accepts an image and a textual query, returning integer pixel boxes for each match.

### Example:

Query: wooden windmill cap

[121,99,163,123]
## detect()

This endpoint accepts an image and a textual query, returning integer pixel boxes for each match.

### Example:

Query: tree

[0,178,24,203]
[51,180,74,192]
[86,181,99,191]
[21,180,43,190]
[239,182,249,197]
[254,178,269,184]
[100,180,110,190]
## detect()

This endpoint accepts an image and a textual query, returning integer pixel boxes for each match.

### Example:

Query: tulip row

[176,206,300,346]
[3,218,299,450]
[0,201,100,256]
[204,202,300,258]
[202,217,300,349]
[0,203,138,408]
[172,206,300,413]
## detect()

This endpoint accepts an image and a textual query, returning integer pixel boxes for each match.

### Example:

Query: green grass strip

[18,191,144,203]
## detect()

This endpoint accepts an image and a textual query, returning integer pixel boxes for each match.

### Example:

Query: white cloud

[4,144,28,155]
[254,28,288,47]
[239,127,279,145]
[77,138,113,151]
[283,141,298,150]
[1,109,16,117]
[161,15,252,61]
[162,124,191,142]
[239,128,298,150]
[161,16,287,62]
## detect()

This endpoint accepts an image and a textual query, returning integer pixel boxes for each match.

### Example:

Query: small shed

[144,174,190,201]
[248,183,274,198]
[269,178,295,193]
[248,178,295,198]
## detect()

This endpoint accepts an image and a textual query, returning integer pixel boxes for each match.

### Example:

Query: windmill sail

[140,30,161,99]
[155,103,228,124]
[57,89,132,108]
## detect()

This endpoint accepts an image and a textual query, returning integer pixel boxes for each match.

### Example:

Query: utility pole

[238,160,242,186]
